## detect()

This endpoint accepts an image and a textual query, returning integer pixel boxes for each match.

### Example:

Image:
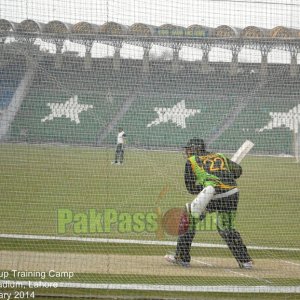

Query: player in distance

[112,127,126,165]
[165,138,253,269]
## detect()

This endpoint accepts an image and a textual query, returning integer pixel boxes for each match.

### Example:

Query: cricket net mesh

[0,0,300,298]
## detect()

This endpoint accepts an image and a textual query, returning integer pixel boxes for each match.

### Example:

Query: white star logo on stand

[147,100,201,129]
[41,95,93,124]
[259,104,300,133]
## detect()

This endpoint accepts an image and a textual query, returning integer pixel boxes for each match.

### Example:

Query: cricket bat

[231,140,254,163]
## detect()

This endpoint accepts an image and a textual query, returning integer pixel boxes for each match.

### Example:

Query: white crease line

[0,233,299,252]
[193,258,273,285]
[280,260,300,267]
[192,259,214,267]
[0,280,299,293]
[227,270,273,284]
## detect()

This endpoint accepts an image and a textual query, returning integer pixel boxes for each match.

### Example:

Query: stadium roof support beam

[84,50,92,70]
[3,18,300,72]
[151,38,183,73]
[43,20,73,70]
[172,47,180,74]
[230,48,239,76]
[54,42,63,69]
[201,43,211,73]
[83,40,94,70]
[0,19,18,44]
[113,45,121,72]
[143,46,151,74]
[286,43,300,77]
[165,42,183,74]
[120,25,154,73]
[72,21,98,70]
[0,19,15,65]
[259,43,271,77]
[16,19,45,44]
[230,43,242,76]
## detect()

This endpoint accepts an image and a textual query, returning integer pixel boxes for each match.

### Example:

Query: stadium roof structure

[43,20,73,38]
[157,23,186,36]
[15,19,45,43]
[0,19,17,43]
[0,19,300,42]
[271,26,300,38]
[72,21,98,35]
[0,19,18,33]
[42,20,73,51]
[241,26,271,38]
[1,18,300,73]
[129,23,157,36]
[214,25,242,38]
[99,22,129,35]
[71,21,98,48]
[186,24,214,37]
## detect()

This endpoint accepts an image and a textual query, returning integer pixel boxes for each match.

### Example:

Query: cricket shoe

[239,261,253,269]
[164,254,190,268]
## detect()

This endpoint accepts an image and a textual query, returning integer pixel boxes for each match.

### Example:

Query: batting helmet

[184,138,206,156]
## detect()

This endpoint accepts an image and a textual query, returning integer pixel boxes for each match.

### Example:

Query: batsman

[165,138,253,269]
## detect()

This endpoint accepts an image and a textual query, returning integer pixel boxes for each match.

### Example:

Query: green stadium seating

[7,55,298,155]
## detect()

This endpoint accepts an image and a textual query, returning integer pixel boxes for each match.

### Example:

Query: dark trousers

[175,209,251,264]
[115,144,124,163]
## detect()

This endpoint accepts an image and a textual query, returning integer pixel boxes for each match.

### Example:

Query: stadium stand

[0,59,26,110]
[6,52,299,155]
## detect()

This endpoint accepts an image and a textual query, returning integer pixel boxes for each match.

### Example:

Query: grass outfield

[1,143,300,298]
[1,143,300,248]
